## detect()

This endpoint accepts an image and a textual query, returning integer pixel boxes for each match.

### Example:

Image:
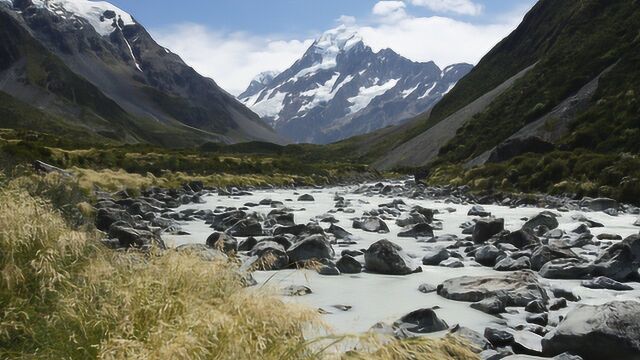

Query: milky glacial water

[164,182,640,335]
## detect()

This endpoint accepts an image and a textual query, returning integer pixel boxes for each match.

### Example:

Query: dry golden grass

[0,179,478,360]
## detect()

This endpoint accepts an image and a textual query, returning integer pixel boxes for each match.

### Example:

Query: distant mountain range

[239,26,472,144]
[0,0,284,146]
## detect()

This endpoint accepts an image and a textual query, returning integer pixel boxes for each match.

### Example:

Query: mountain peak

[28,0,136,36]
[313,25,363,54]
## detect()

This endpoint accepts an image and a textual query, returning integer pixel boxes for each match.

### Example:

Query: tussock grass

[0,179,478,359]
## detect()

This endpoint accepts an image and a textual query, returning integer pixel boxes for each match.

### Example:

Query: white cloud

[410,0,484,16]
[151,2,531,96]
[151,24,313,95]
[363,7,523,67]
[372,1,408,22]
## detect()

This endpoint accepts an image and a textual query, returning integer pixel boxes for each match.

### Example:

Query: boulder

[397,223,434,238]
[249,241,289,270]
[273,224,308,236]
[418,283,437,293]
[396,212,428,227]
[497,230,540,249]
[592,234,640,281]
[364,240,419,275]
[96,208,134,231]
[523,213,559,232]
[237,237,258,252]
[439,258,464,268]
[286,235,334,264]
[473,218,505,244]
[336,255,362,274]
[411,206,435,222]
[475,245,503,266]
[437,271,548,307]
[584,198,618,212]
[581,276,633,291]
[530,245,578,271]
[422,248,450,265]
[327,224,353,240]
[539,258,593,279]
[542,301,640,360]
[471,296,506,315]
[525,300,547,314]
[108,225,163,249]
[297,194,315,202]
[393,308,448,334]
[494,256,531,271]
[205,232,238,253]
[226,218,263,237]
[484,328,514,347]
[353,217,390,233]
[468,205,491,217]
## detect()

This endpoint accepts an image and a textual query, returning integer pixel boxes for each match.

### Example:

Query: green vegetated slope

[435,0,640,163]
[334,0,640,203]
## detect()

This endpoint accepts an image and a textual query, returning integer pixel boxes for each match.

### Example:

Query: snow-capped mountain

[239,26,473,144]
[0,0,283,145]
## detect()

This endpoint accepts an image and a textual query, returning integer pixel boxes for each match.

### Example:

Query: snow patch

[443,82,457,95]
[250,91,287,121]
[401,84,420,98]
[347,79,399,114]
[418,82,438,99]
[31,0,136,36]
[299,74,353,113]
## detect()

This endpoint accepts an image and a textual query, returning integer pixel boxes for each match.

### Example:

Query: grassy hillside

[436,0,640,163]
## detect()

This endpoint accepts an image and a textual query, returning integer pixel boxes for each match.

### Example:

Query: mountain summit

[0,0,283,146]
[239,26,472,144]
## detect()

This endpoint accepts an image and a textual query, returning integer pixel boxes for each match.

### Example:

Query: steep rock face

[239,25,471,144]
[0,0,283,146]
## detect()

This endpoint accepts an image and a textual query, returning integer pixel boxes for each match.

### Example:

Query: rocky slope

[0,0,283,146]
[239,25,472,144]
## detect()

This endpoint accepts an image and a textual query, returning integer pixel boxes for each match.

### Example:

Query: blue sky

[109,0,536,94]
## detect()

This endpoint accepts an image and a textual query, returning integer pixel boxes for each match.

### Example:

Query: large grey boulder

[531,245,578,271]
[226,218,263,237]
[473,218,505,244]
[539,258,593,279]
[475,245,503,266]
[497,229,540,249]
[422,248,450,265]
[397,223,434,238]
[206,232,238,253]
[249,241,289,270]
[393,308,448,334]
[353,217,390,233]
[336,255,362,274]
[286,235,334,264]
[583,198,618,212]
[592,234,640,281]
[364,240,420,275]
[581,276,633,291]
[523,213,559,232]
[437,271,548,307]
[542,301,640,360]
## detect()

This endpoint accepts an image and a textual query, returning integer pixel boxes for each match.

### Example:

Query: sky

[109,0,537,95]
